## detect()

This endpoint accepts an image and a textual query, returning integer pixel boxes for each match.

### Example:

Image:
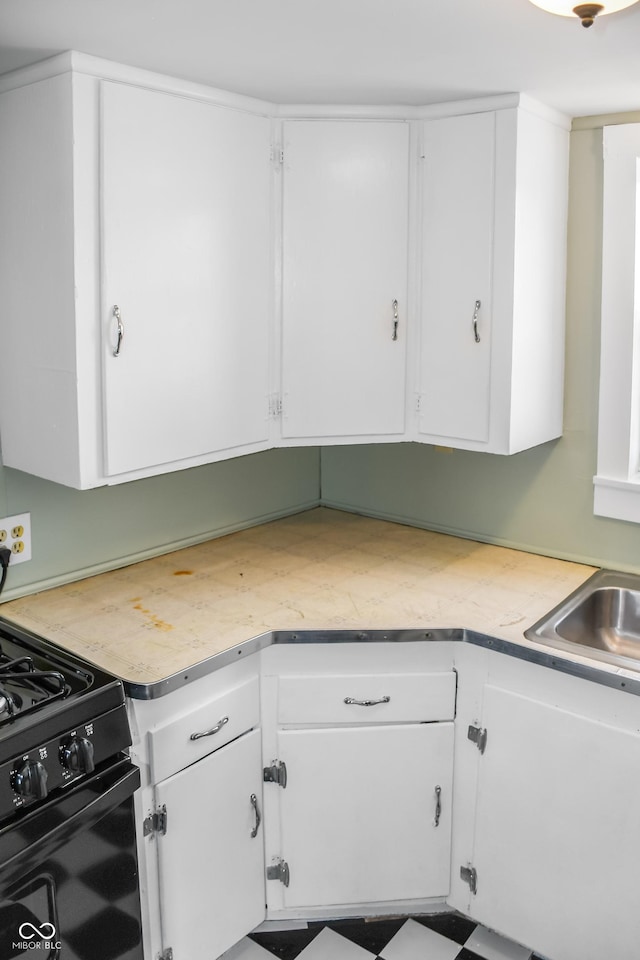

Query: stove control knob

[60,737,95,775]
[13,760,49,800]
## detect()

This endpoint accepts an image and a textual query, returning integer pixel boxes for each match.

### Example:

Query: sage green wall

[0,448,320,600]
[321,119,640,573]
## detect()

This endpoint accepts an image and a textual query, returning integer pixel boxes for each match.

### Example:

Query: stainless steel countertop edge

[122,626,640,700]
[463,629,640,697]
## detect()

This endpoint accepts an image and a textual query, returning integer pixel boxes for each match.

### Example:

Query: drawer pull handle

[343,696,391,707]
[250,793,261,838]
[434,784,442,827]
[190,715,229,741]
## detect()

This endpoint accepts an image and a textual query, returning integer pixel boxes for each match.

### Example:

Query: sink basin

[525,569,640,671]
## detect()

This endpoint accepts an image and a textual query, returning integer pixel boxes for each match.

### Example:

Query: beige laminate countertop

[0,508,598,687]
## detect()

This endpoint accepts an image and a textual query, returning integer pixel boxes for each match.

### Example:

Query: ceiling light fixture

[528,0,639,27]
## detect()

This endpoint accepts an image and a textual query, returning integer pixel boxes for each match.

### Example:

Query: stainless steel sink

[525,569,640,671]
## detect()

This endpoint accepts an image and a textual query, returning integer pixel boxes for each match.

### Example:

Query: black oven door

[0,757,142,960]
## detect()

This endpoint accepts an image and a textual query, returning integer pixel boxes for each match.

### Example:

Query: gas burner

[0,651,67,725]
[0,691,21,718]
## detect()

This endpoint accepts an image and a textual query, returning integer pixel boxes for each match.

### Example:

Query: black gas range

[0,618,131,820]
[0,617,143,960]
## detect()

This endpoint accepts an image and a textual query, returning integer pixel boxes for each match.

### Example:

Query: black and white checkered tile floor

[222,915,545,960]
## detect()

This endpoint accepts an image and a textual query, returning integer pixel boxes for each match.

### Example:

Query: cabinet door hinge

[267,858,290,887]
[415,393,422,413]
[263,760,287,788]
[268,394,283,419]
[460,864,478,895]
[157,948,173,960]
[467,724,487,754]
[270,144,285,164]
[143,804,168,837]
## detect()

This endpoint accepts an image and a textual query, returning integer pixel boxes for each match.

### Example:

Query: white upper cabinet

[0,53,569,487]
[100,81,272,477]
[417,104,569,454]
[280,119,409,442]
[0,58,273,488]
[0,73,80,487]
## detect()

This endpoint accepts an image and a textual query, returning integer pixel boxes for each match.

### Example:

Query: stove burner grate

[0,653,67,724]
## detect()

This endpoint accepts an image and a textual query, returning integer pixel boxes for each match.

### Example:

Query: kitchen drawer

[277,672,456,725]
[148,676,259,783]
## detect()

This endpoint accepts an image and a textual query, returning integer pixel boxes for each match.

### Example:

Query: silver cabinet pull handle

[434,784,442,827]
[392,299,399,341]
[112,304,125,357]
[189,715,229,741]
[344,696,391,706]
[250,793,261,838]
[472,299,481,343]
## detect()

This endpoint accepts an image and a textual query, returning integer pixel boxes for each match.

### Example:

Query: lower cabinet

[130,639,640,960]
[127,662,266,960]
[154,729,265,960]
[466,684,640,960]
[274,723,453,908]
[450,643,640,960]
[260,644,458,918]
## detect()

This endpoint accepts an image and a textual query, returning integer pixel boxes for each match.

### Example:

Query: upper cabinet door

[101,82,272,476]
[419,112,495,445]
[280,120,409,441]
[418,106,568,454]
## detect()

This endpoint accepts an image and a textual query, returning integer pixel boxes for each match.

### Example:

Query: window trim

[594,123,640,522]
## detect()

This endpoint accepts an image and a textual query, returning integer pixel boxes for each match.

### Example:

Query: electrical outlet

[0,513,31,565]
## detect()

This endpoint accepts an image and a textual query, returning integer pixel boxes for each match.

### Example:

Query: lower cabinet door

[155,729,265,959]
[466,685,640,960]
[277,723,453,907]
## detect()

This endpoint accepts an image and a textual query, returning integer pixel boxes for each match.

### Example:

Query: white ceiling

[0,0,639,118]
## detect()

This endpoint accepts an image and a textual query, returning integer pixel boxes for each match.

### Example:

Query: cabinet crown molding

[0,50,570,129]
[0,50,275,116]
